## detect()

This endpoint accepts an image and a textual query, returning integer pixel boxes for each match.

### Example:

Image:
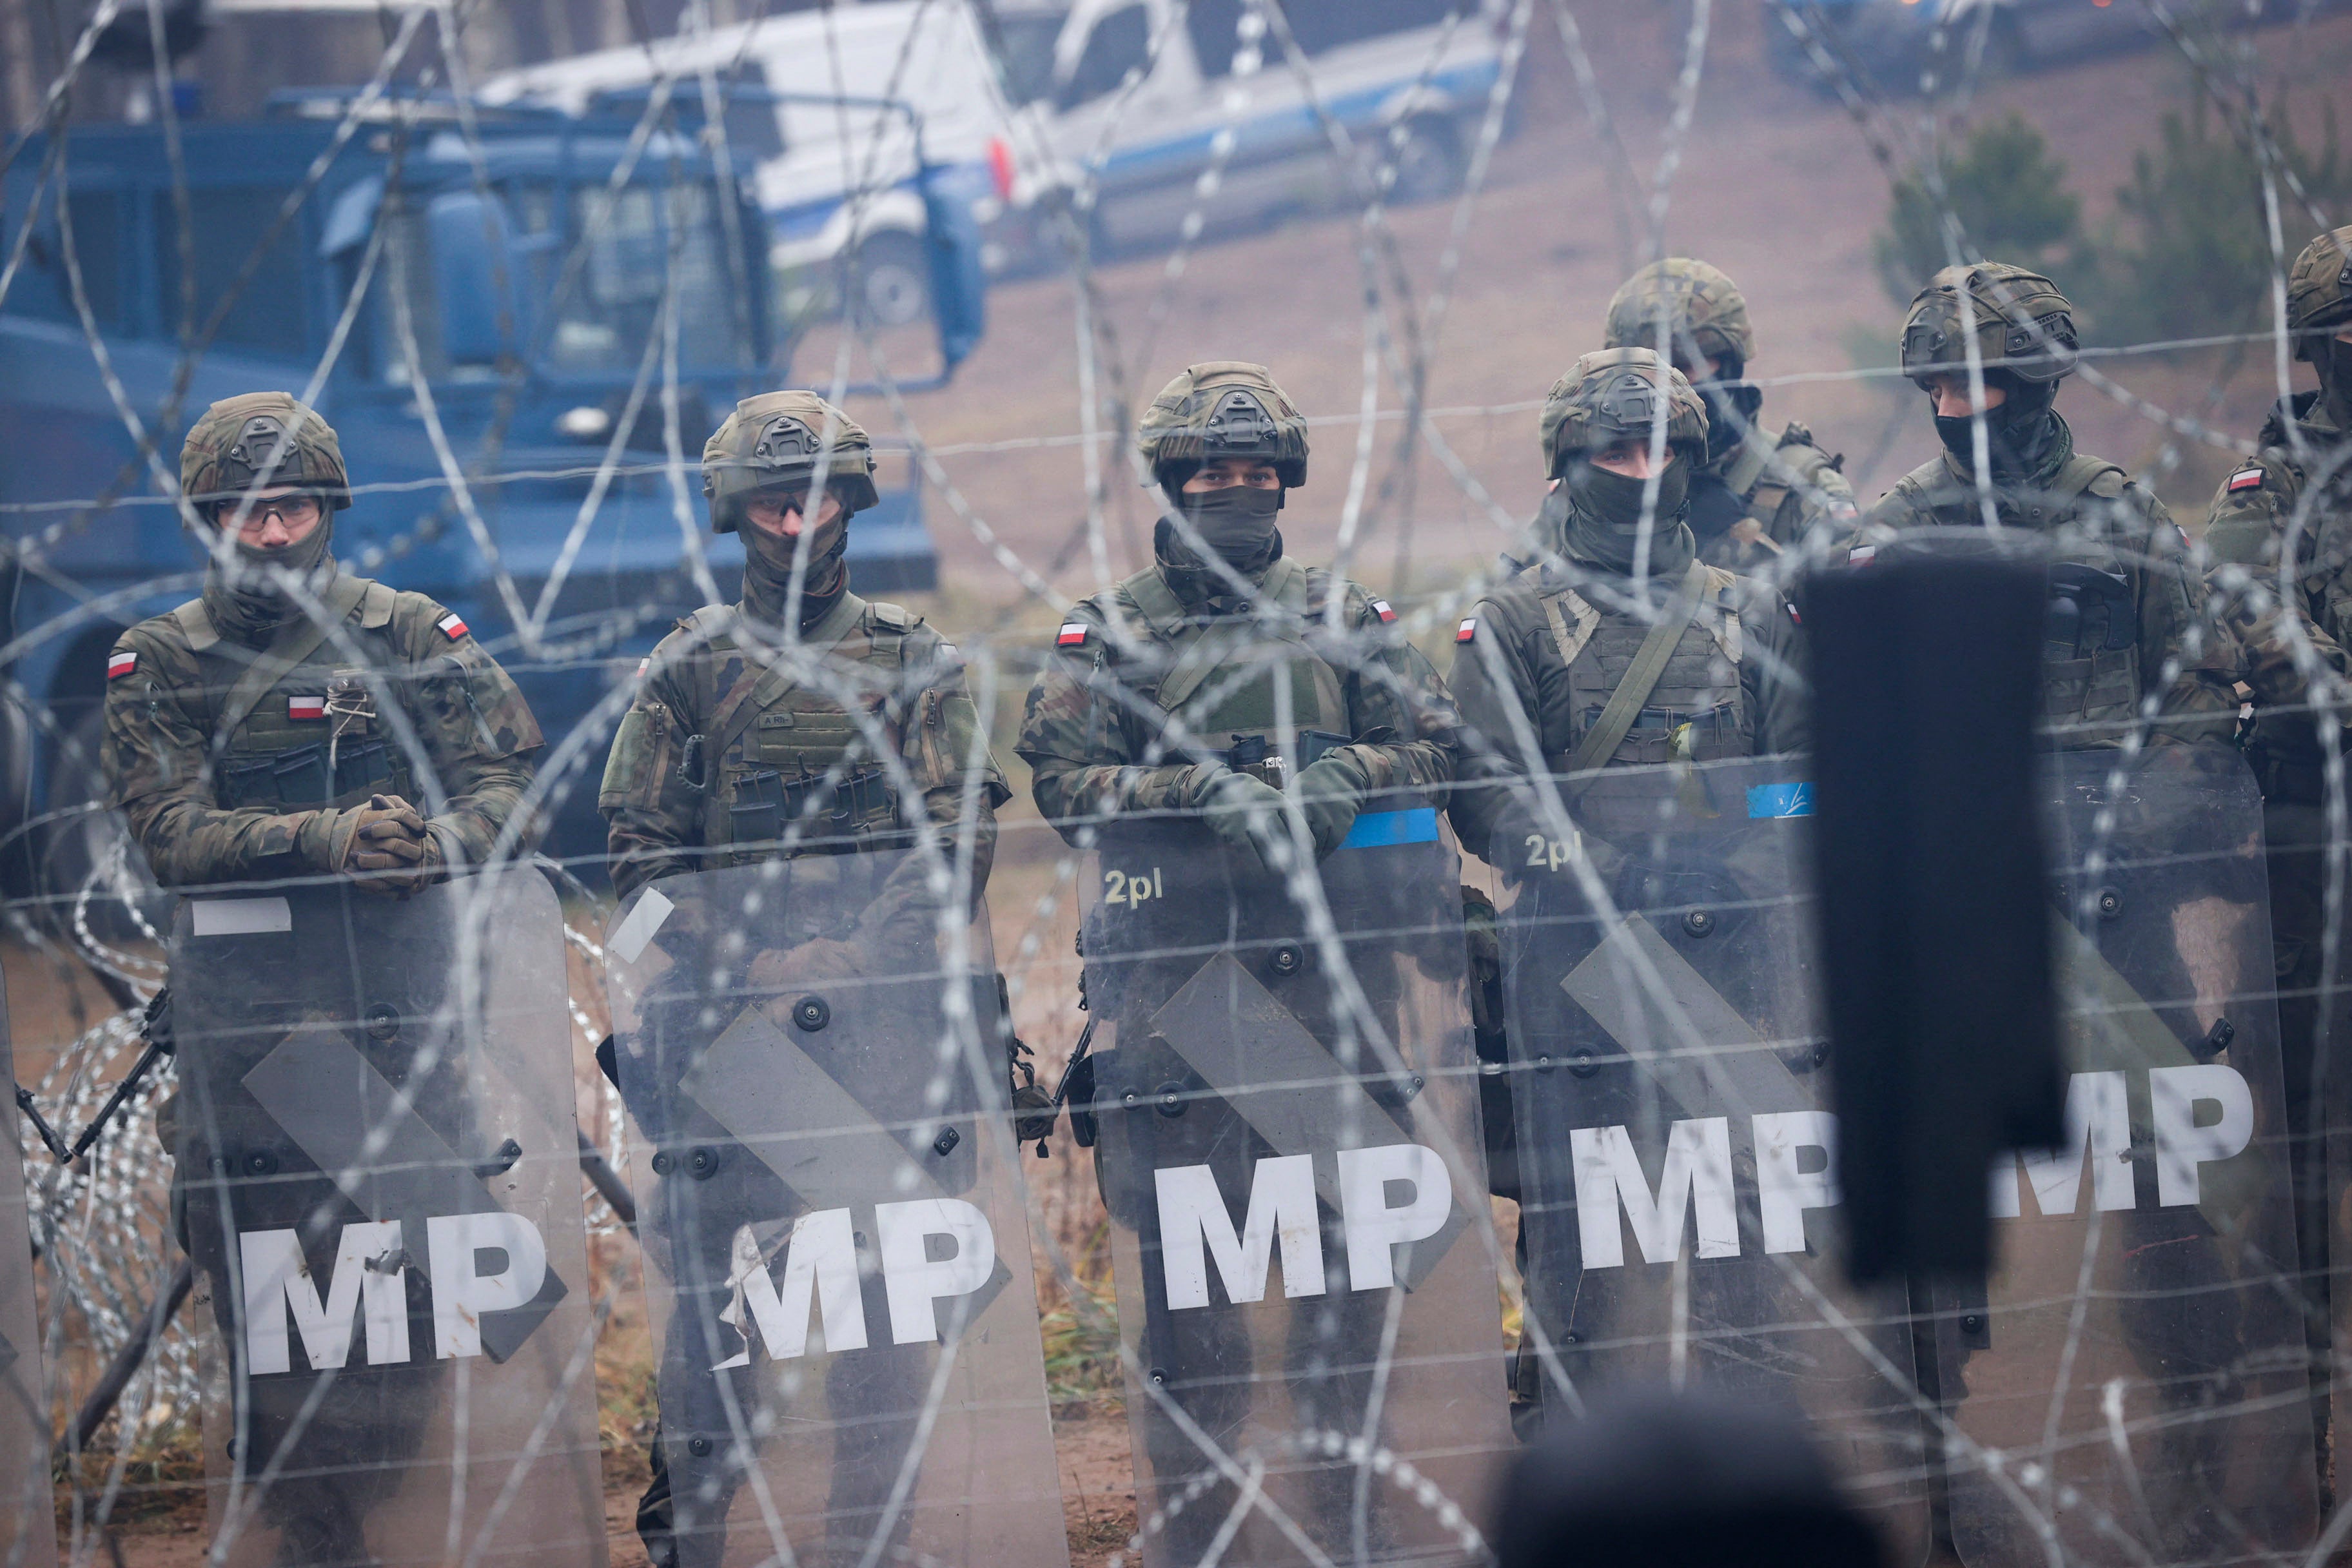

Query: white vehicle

[482,1,1039,324]
[990,0,1511,262]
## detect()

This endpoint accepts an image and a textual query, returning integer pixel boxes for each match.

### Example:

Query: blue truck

[0,91,985,917]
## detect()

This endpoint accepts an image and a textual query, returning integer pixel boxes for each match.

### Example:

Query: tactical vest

[690,591,917,863]
[1100,558,1353,785]
[1537,565,1752,768]
[2026,455,2142,742]
[1720,422,1834,548]
[172,576,417,812]
[1893,452,2147,741]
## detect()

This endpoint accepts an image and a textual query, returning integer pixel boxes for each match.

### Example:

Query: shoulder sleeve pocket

[600,701,676,811]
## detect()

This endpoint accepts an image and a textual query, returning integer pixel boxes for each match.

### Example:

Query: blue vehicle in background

[0,89,986,917]
[1763,0,2327,96]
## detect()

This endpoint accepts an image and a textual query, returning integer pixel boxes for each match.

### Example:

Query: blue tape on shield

[1342,807,1440,849]
[1746,782,1815,819]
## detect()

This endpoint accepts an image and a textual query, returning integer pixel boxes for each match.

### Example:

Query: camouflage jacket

[2202,393,2352,794]
[1446,560,1808,867]
[1860,440,2237,749]
[1015,555,1458,835]
[600,590,1010,904]
[1689,420,1857,572]
[103,571,543,889]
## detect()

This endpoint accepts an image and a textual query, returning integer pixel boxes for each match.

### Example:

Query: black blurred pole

[1805,543,2064,1283]
[66,1257,193,1455]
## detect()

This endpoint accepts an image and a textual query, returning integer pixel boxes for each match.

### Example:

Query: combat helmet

[701,391,880,535]
[181,392,351,514]
[1135,362,1310,490]
[1603,258,1756,370]
[1538,348,1709,480]
[2287,224,2352,354]
[1899,262,2078,388]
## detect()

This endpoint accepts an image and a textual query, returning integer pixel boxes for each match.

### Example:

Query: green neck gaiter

[202,521,337,646]
[741,514,849,633]
[1555,460,1697,580]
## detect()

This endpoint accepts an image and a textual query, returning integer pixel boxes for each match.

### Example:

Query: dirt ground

[17,10,2352,1565]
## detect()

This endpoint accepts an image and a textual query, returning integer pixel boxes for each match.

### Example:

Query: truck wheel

[39,701,166,952]
[848,232,932,329]
[1384,115,1464,206]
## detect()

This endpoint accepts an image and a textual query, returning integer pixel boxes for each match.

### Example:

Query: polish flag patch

[636,657,651,679]
[1848,545,1877,567]
[288,695,326,721]
[1056,622,1090,648]
[435,612,469,640]
[1455,617,1476,644]
[2228,468,2265,494]
[1371,598,1396,624]
[106,650,137,681]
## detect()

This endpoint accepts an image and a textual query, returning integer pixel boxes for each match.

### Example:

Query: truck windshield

[377,177,758,385]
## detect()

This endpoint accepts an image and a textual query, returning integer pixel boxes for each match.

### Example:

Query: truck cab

[0,95,975,914]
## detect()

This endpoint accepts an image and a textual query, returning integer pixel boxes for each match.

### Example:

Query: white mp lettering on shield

[876,1199,997,1345]
[1572,1119,1740,1269]
[729,1208,869,1364]
[1989,1072,2135,1219]
[2148,1063,2255,1208]
[241,1221,411,1375]
[1753,1111,1841,1255]
[426,1211,551,1358]
[1337,1144,1455,1291]
[1156,1154,1324,1309]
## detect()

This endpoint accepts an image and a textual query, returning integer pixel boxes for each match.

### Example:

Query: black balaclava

[202,503,337,646]
[741,493,850,633]
[1694,353,1763,471]
[1553,453,1698,580]
[2311,331,2352,430]
[1933,370,2067,482]
[1155,476,1284,606]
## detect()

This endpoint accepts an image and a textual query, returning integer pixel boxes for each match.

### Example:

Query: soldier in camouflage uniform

[600,391,1011,1568]
[1017,362,1455,852]
[105,392,541,894]
[1595,257,1857,573]
[2203,223,2352,1453]
[1448,349,1808,1433]
[1450,348,1809,868]
[601,390,1004,899]
[1857,262,2237,749]
[101,391,544,1563]
[1016,362,1460,1553]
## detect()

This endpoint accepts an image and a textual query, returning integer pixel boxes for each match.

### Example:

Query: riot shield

[1,976,57,1568]
[602,850,1069,1568]
[1934,745,2317,1565]
[171,867,605,1568]
[1081,799,1511,1568]
[1498,755,1929,1560]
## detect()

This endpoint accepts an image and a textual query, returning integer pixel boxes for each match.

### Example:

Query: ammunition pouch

[1212,729,1353,790]
[2045,563,2136,660]
[1566,701,1746,756]
[215,738,401,809]
[727,764,895,850]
